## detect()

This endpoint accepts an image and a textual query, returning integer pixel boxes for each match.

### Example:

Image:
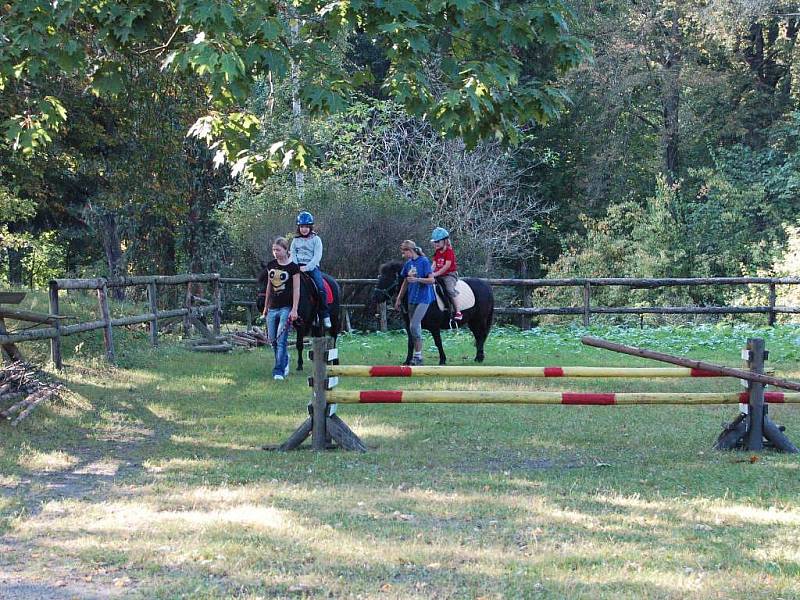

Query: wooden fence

[222,275,800,330]
[3,274,800,369]
[0,274,221,369]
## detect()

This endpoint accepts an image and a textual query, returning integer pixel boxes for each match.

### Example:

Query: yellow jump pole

[327,365,723,378]
[326,390,800,405]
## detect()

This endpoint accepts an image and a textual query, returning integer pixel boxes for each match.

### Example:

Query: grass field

[1,323,800,599]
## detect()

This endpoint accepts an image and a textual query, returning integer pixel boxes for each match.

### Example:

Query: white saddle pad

[435,279,475,313]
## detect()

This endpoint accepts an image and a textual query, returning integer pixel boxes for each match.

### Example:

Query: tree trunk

[7,247,24,286]
[98,211,126,301]
[661,8,681,184]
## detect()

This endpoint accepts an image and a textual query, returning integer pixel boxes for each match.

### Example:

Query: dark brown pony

[257,268,340,370]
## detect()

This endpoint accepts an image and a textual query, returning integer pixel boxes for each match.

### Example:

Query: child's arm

[432,259,452,278]
[262,283,273,316]
[290,273,300,320]
[302,236,323,272]
[394,279,408,310]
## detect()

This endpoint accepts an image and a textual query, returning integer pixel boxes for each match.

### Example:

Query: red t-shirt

[433,247,458,274]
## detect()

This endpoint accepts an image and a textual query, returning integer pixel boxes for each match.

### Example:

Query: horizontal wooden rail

[53,273,219,290]
[0,305,217,345]
[219,275,800,329]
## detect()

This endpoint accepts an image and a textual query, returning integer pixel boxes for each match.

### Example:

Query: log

[581,336,800,392]
[0,307,68,324]
[11,388,59,426]
[191,343,232,353]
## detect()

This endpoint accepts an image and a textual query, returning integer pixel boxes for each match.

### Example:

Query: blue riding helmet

[430,227,450,242]
[297,211,314,226]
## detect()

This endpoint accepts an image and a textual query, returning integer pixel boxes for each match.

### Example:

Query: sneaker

[323,316,332,329]
[273,374,284,381]
[410,356,424,366]
[454,311,463,320]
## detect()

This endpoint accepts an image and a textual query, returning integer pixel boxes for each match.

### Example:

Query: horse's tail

[483,281,494,334]
[479,279,494,335]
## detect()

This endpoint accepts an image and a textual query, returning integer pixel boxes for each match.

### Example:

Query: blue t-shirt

[400,256,435,305]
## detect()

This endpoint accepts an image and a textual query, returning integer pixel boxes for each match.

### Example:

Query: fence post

[183,283,193,338]
[768,283,777,326]
[212,276,222,335]
[582,282,591,327]
[97,281,115,363]
[746,338,765,451]
[379,302,388,332]
[147,282,158,347]
[311,337,329,451]
[48,281,63,369]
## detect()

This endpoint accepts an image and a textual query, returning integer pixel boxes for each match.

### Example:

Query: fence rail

[220,275,800,329]
[3,274,800,368]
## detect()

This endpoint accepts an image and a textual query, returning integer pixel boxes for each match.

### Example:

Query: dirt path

[0,420,174,599]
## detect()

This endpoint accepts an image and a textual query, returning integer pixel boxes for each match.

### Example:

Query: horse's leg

[296,331,304,370]
[467,316,487,363]
[431,327,446,365]
[404,326,414,365]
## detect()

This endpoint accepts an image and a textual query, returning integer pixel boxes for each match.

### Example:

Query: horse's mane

[256,265,269,287]
[378,260,403,276]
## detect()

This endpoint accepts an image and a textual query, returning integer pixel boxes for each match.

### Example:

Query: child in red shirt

[430,227,462,320]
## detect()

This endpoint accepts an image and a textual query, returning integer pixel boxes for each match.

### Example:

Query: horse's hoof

[475,357,485,363]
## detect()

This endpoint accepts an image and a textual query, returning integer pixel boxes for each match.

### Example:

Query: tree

[1,0,589,181]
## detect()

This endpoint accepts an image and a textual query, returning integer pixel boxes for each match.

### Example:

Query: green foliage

[0,0,589,181]
[218,175,431,278]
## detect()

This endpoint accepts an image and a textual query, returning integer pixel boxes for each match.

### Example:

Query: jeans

[305,267,330,319]
[267,306,291,376]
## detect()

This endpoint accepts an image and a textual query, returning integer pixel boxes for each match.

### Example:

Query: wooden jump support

[273,336,798,453]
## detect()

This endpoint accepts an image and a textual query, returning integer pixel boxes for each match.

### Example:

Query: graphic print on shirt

[269,266,291,292]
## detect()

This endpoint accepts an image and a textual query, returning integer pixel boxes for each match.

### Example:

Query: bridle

[372,275,401,303]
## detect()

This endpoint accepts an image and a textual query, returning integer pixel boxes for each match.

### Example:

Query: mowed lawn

[1,324,800,599]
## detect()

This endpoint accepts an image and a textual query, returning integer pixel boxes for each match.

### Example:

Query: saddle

[434,279,475,313]
[301,272,334,305]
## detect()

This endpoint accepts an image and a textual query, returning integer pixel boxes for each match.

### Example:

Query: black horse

[257,268,340,371]
[370,260,494,365]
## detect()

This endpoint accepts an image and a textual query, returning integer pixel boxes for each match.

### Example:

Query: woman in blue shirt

[394,239,435,365]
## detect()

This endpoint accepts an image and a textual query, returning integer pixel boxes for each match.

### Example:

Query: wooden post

[517,259,531,330]
[344,308,352,333]
[582,282,591,327]
[212,276,222,335]
[379,302,388,332]
[48,281,62,369]
[147,282,158,347]
[768,283,777,326]
[183,283,193,338]
[746,338,765,451]
[311,337,328,451]
[97,282,115,363]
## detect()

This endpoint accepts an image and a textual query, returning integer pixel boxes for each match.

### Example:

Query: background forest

[3,0,800,311]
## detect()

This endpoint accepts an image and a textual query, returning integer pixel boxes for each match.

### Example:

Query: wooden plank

[0,307,67,324]
[581,336,800,392]
[0,292,25,304]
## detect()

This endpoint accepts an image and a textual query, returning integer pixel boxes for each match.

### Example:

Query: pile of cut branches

[0,361,63,427]
[229,327,270,348]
